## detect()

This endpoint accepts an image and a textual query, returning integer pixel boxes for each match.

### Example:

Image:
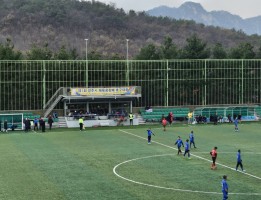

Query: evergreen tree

[26,43,53,60]
[179,34,210,59]
[0,38,23,60]
[212,43,227,59]
[229,42,256,59]
[135,43,160,60]
[160,36,178,59]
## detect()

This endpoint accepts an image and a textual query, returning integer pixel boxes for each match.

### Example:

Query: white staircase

[57,117,68,128]
[137,114,146,125]
[43,87,66,118]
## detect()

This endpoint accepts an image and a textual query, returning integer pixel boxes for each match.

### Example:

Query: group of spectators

[68,110,97,120]
[0,120,9,132]
[193,113,242,124]
[24,115,54,132]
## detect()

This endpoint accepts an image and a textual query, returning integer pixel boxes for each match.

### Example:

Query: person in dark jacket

[4,120,8,132]
[24,118,31,132]
[39,118,46,132]
[48,115,54,130]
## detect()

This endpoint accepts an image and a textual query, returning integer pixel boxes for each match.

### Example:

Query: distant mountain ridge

[147,2,261,35]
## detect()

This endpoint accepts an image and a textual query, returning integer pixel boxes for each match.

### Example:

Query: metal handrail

[43,87,65,109]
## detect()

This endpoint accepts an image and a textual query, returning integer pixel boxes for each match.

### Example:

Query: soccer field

[0,122,260,200]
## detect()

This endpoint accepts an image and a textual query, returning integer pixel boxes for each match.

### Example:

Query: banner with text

[70,87,139,96]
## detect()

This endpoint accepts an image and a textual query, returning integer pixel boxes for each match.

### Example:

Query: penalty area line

[118,129,261,181]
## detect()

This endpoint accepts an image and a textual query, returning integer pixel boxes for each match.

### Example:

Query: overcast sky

[91,0,261,19]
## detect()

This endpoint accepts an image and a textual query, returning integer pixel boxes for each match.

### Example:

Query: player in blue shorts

[175,136,184,155]
[221,175,228,200]
[147,128,155,144]
[236,149,245,171]
[189,130,196,148]
[183,139,190,159]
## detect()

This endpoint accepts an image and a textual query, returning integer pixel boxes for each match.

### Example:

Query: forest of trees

[1,0,261,60]
[1,34,261,60]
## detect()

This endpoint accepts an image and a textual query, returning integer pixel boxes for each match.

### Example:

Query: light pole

[126,39,129,86]
[84,39,88,87]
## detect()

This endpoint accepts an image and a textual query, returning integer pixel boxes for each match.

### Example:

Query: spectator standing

[117,115,124,126]
[167,112,173,126]
[39,118,46,132]
[129,113,134,125]
[34,118,39,131]
[227,114,232,123]
[234,118,239,132]
[188,112,193,124]
[24,118,30,132]
[48,115,54,130]
[79,117,84,131]
[4,120,8,132]
[53,111,58,119]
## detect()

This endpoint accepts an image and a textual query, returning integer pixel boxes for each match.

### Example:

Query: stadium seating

[141,108,189,122]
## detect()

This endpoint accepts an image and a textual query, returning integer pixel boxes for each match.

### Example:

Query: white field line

[118,129,261,181]
[114,129,261,195]
[113,154,222,195]
[113,154,261,196]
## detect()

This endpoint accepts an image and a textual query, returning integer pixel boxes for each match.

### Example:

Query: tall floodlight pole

[166,61,169,107]
[84,39,88,87]
[126,39,129,86]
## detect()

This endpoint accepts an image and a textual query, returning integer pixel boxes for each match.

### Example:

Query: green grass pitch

[0,122,260,200]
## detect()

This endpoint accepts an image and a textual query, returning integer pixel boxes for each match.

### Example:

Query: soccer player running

[234,117,239,132]
[147,128,155,144]
[221,175,228,200]
[236,149,245,171]
[183,139,191,159]
[175,136,184,155]
[189,130,196,148]
[210,146,218,169]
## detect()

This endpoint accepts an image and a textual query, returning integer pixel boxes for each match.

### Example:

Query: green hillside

[0,0,261,59]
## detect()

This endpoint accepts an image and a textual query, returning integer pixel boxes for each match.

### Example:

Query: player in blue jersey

[147,128,155,144]
[189,130,196,148]
[236,149,245,171]
[221,175,228,200]
[174,136,184,155]
[234,118,239,132]
[183,139,191,159]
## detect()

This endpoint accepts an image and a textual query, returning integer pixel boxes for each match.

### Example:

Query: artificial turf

[0,122,260,200]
